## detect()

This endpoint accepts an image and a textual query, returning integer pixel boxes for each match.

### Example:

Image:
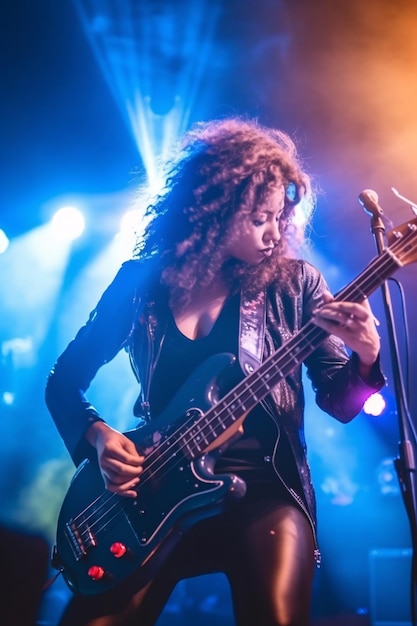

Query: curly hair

[134,116,315,303]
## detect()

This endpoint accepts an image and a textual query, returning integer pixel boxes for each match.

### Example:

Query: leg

[57,577,174,626]
[227,501,315,626]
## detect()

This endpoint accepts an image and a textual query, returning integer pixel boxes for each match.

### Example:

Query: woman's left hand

[312,294,381,374]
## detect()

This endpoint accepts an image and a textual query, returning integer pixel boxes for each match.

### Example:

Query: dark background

[0,1,416,624]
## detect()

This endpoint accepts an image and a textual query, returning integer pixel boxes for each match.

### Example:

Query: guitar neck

[183,245,404,459]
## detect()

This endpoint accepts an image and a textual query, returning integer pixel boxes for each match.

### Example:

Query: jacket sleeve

[301,262,386,423]
[45,260,143,466]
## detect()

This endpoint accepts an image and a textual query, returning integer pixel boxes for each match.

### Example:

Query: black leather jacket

[45,257,385,551]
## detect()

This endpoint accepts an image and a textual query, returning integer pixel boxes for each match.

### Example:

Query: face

[224,186,286,265]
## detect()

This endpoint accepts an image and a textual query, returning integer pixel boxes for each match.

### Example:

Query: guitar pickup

[65,519,97,561]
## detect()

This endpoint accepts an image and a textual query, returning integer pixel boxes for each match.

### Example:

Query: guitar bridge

[65,519,97,561]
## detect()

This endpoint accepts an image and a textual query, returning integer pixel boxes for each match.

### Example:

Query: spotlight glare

[2,391,15,406]
[0,229,10,254]
[363,392,386,416]
[119,209,140,237]
[51,207,85,241]
[292,201,309,227]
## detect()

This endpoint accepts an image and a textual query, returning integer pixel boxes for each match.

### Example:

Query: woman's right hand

[86,421,145,498]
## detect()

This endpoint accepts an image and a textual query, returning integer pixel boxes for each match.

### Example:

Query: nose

[265,221,281,246]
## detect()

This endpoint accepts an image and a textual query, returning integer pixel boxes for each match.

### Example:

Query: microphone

[358,189,393,234]
[358,189,384,217]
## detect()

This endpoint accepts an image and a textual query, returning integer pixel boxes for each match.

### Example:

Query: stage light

[2,392,15,406]
[119,208,141,238]
[111,208,140,257]
[363,392,386,417]
[0,228,10,254]
[51,206,86,241]
[291,195,315,228]
[73,0,221,189]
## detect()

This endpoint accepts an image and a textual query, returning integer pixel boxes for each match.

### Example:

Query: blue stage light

[51,206,86,241]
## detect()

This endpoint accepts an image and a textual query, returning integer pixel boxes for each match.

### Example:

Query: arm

[45,260,146,497]
[302,264,385,422]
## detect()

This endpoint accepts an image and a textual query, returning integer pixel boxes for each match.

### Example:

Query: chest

[172,297,228,340]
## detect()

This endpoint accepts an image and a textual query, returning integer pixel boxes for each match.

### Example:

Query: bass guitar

[53,216,417,595]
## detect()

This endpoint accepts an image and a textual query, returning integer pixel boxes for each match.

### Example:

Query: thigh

[227,501,315,626]
[57,580,166,626]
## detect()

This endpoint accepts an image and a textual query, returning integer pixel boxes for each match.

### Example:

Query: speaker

[369,548,412,626]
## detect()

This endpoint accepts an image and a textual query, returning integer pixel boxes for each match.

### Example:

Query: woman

[46,117,384,626]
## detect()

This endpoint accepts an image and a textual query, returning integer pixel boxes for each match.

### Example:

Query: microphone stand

[365,205,417,626]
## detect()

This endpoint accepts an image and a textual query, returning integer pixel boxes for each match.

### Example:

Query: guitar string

[70,322,326,539]
[73,231,417,547]
[70,229,412,543]
[70,225,415,540]
[70,270,380,542]
[70,224,416,544]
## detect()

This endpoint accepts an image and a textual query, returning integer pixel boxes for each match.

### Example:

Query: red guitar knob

[110,542,128,558]
[87,565,105,581]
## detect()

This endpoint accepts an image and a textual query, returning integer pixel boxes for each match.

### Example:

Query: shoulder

[95,257,159,312]
[270,258,325,294]
[109,257,158,291]
[287,258,323,280]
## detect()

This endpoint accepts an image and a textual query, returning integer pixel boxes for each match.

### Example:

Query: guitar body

[54,353,247,595]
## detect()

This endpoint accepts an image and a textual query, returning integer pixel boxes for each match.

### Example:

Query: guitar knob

[87,565,106,581]
[110,542,128,558]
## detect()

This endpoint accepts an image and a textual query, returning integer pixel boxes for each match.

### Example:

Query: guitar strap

[238,289,266,375]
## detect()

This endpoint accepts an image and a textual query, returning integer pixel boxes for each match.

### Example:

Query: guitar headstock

[387,216,417,267]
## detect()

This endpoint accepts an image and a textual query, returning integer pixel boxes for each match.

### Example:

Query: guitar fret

[205,414,219,438]
[386,243,405,266]
[200,418,214,442]
[230,391,246,414]
[218,417,227,430]
[263,372,272,388]
[182,413,224,458]
[183,438,195,457]
[223,408,236,422]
